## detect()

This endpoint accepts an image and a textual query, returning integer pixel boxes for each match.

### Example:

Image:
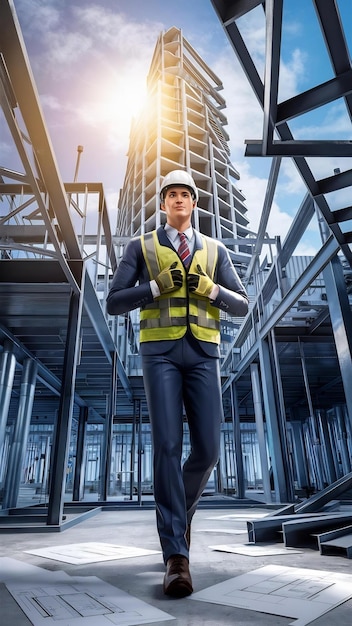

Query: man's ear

[160,202,166,211]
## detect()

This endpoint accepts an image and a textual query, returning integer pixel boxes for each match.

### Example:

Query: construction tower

[116,26,252,273]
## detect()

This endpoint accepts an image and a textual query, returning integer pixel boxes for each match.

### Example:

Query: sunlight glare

[79,68,148,145]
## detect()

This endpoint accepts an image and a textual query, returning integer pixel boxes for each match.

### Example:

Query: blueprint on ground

[204,511,268,531]
[25,542,160,564]
[197,528,246,535]
[189,564,352,626]
[0,557,174,626]
[209,543,302,556]
[206,511,269,521]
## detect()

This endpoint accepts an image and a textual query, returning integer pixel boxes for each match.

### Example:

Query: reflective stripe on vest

[140,230,220,343]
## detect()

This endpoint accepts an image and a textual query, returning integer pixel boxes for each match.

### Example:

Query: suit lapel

[157,226,174,250]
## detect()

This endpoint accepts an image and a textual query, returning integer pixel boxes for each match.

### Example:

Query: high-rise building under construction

[116,26,252,275]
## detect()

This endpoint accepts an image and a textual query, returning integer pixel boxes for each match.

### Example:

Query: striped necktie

[178,232,192,268]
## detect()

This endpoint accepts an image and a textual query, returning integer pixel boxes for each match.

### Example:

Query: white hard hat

[160,170,198,202]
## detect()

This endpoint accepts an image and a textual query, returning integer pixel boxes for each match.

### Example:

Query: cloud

[14,1,165,164]
[73,5,163,56]
[14,0,60,35]
[279,159,307,196]
[236,6,266,77]
[294,240,320,255]
[293,102,352,140]
[237,163,293,238]
[279,48,307,100]
[212,53,264,162]
[45,31,92,68]
[40,94,64,112]
[210,44,307,241]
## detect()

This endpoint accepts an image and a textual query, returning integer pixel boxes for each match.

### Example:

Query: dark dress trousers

[107,226,248,563]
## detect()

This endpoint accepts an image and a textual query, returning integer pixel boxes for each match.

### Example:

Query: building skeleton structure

[0,0,352,546]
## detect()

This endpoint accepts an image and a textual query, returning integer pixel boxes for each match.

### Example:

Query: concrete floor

[1,502,352,625]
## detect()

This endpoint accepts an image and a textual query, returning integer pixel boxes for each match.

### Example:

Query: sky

[4,0,352,254]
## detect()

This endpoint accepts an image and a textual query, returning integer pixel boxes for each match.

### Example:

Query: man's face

[161,186,196,227]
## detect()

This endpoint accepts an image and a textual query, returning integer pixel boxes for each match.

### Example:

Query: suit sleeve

[211,244,249,317]
[106,238,154,315]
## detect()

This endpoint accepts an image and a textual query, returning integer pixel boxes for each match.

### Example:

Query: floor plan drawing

[25,542,160,564]
[6,576,174,626]
[209,543,301,556]
[189,564,352,626]
[1,558,173,626]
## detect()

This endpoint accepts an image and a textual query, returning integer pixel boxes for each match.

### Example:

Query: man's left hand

[188,264,215,297]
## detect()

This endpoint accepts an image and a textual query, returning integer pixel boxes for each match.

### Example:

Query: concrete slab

[0,506,352,625]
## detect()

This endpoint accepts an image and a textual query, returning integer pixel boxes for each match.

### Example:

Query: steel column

[250,363,272,502]
[335,405,352,474]
[323,256,352,429]
[129,400,137,501]
[72,406,88,502]
[290,422,310,491]
[308,414,325,491]
[137,399,143,505]
[258,335,293,502]
[269,330,295,501]
[262,0,283,153]
[100,350,117,501]
[230,380,245,498]
[2,357,38,509]
[317,410,338,485]
[298,338,315,414]
[47,268,85,525]
[0,340,16,455]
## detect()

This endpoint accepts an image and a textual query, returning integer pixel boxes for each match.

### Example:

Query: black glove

[188,264,215,297]
[156,261,183,294]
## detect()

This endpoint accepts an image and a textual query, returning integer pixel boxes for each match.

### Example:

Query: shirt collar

[165,223,193,243]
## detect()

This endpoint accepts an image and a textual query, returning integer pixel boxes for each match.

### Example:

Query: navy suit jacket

[106,226,249,357]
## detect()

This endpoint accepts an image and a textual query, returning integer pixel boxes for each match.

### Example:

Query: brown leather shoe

[163,554,193,597]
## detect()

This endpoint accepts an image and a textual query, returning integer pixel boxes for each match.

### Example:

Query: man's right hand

[155,262,183,294]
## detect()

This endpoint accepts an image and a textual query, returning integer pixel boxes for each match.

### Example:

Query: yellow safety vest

[140,230,220,344]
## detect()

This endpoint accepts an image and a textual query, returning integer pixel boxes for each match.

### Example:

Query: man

[107,170,248,597]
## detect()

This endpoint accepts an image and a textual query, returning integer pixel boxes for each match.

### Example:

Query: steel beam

[283,513,352,548]
[214,2,352,266]
[84,277,132,401]
[245,139,352,157]
[295,471,352,513]
[247,512,322,543]
[259,235,339,338]
[318,525,352,557]
[313,0,352,120]
[210,0,263,26]
[0,0,81,261]
[277,69,352,123]
[262,0,282,154]
[244,157,281,284]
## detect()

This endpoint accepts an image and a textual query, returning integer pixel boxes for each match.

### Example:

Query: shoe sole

[163,579,193,597]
